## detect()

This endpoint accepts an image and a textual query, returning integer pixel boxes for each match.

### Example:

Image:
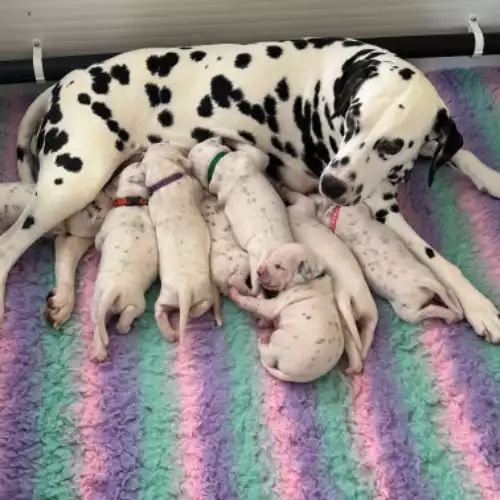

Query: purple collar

[148,171,184,196]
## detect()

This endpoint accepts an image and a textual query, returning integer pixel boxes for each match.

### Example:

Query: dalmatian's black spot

[285,142,297,157]
[230,88,244,102]
[339,122,345,136]
[211,75,236,108]
[267,115,279,134]
[264,95,277,116]
[107,120,119,133]
[54,178,63,185]
[375,138,405,156]
[235,53,251,69]
[217,57,222,61]
[324,103,334,130]
[275,78,289,101]
[343,39,364,47]
[316,142,329,164]
[118,129,129,142]
[237,100,252,116]
[313,81,321,108]
[56,153,83,173]
[390,204,399,213]
[89,66,112,94]
[16,146,24,162]
[375,209,388,223]
[330,159,339,168]
[359,142,365,148]
[147,52,180,77]
[267,45,283,59]
[329,136,338,153]
[148,134,162,144]
[197,95,213,117]
[383,192,395,200]
[78,93,91,105]
[266,153,284,181]
[399,104,405,109]
[292,39,308,50]
[348,172,357,181]
[309,37,338,49]
[47,102,63,124]
[238,130,256,144]
[312,111,323,139]
[36,129,45,153]
[271,136,284,151]
[190,50,206,62]
[251,104,266,124]
[408,140,414,148]
[340,156,350,166]
[22,215,35,229]
[180,46,192,50]
[158,110,174,127]
[399,68,415,80]
[145,83,172,107]
[191,127,214,142]
[43,128,69,155]
[115,140,125,152]
[91,101,112,120]
[425,247,436,258]
[355,184,364,195]
[66,81,74,87]
[110,64,130,85]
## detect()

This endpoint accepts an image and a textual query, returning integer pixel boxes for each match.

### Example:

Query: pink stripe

[175,333,206,499]
[420,323,498,500]
[4,95,25,182]
[351,375,390,500]
[75,253,108,500]
[264,375,303,500]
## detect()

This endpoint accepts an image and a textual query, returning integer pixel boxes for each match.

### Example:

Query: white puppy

[91,162,158,361]
[282,189,378,368]
[313,197,463,324]
[200,194,251,296]
[144,142,218,341]
[230,243,346,383]
[188,137,293,295]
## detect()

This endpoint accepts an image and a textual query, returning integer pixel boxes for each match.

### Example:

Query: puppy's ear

[428,108,463,187]
[292,250,324,285]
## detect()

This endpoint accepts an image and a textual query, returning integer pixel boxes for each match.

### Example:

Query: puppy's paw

[44,286,74,329]
[463,294,500,343]
[228,287,240,303]
[93,345,108,363]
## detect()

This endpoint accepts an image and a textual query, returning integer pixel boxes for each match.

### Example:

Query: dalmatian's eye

[374,138,405,156]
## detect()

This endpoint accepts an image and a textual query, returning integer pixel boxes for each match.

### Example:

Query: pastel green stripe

[33,264,79,500]
[453,68,500,376]
[138,283,182,500]
[314,372,369,499]
[387,309,470,499]
[223,299,277,500]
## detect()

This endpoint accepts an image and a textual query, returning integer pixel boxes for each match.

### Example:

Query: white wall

[1,0,499,60]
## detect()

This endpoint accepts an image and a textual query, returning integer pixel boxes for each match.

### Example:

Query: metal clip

[32,39,46,83]
[467,15,484,57]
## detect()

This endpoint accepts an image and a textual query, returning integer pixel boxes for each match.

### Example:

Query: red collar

[113,196,148,208]
[329,206,341,232]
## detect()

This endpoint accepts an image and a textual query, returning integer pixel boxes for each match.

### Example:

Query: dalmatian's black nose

[320,175,348,200]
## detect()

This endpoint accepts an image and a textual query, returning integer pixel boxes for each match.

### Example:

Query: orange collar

[329,206,341,232]
[113,196,148,208]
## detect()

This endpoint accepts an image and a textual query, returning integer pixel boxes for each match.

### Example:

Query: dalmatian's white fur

[230,243,346,382]
[91,161,158,362]
[188,138,293,295]
[144,142,217,341]
[5,37,500,342]
[200,194,251,297]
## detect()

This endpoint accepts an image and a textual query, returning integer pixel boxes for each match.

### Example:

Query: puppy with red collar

[312,196,463,324]
[92,161,158,362]
[188,137,293,296]
[144,142,219,341]
[230,243,345,383]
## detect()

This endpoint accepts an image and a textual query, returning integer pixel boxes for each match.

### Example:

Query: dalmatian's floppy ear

[292,250,325,285]
[428,108,463,187]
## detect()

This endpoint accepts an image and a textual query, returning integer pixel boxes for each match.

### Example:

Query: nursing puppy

[91,162,157,361]
[200,194,251,296]
[230,243,353,382]
[282,188,378,361]
[313,196,463,324]
[144,142,217,341]
[188,137,293,295]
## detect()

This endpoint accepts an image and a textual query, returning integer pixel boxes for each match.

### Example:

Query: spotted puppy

[188,137,293,295]
[91,161,157,361]
[230,243,346,382]
[281,188,377,366]
[313,196,463,324]
[200,194,251,297]
[145,142,218,341]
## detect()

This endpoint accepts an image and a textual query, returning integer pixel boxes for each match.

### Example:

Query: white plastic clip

[467,15,484,57]
[32,39,46,83]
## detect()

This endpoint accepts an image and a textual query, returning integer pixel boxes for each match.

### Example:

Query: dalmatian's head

[319,65,463,205]
[257,243,324,291]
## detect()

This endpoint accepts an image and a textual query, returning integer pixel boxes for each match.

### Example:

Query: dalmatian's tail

[93,287,119,362]
[336,292,363,353]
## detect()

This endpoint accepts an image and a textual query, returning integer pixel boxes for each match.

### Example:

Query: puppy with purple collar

[92,161,158,362]
[188,137,293,296]
[230,243,346,383]
[144,142,219,342]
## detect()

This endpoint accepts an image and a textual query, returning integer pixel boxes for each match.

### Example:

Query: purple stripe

[282,383,339,500]
[189,315,237,500]
[363,304,433,500]
[94,321,141,499]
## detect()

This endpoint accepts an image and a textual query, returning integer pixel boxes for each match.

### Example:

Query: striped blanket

[1,67,500,500]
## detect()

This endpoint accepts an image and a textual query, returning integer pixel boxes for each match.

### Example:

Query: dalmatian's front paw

[462,293,500,343]
[44,286,74,329]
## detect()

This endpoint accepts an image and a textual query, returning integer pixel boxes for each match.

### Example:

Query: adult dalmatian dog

[5,36,500,342]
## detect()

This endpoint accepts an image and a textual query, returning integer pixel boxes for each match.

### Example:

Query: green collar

[207,151,228,184]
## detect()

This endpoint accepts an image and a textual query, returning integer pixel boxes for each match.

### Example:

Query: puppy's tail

[336,292,363,352]
[212,283,223,326]
[93,287,119,361]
